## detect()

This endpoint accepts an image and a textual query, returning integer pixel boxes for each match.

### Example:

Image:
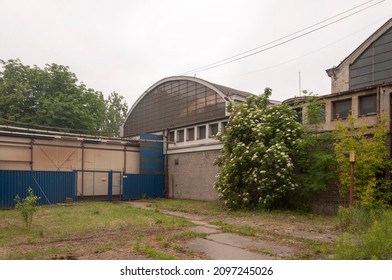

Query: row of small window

[294,94,377,123]
[168,122,227,143]
[332,94,376,119]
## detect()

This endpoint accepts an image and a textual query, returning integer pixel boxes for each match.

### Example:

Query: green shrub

[334,115,392,205]
[15,188,40,230]
[214,88,303,210]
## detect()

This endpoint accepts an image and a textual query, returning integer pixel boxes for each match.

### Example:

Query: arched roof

[122,76,253,137]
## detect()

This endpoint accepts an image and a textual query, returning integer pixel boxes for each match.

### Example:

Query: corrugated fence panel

[122,174,164,200]
[140,133,164,175]
[0,170,76,208]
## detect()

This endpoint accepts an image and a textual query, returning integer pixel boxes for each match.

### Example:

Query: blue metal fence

[0,170,76,208]
[122,174,165,200]
[140,133,164,175]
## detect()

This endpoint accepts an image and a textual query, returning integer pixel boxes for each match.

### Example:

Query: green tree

[0,59,106,133]
[295,91,337,197]
[102,91,128,137]
[334,115,392,206]
[214,88,303,209]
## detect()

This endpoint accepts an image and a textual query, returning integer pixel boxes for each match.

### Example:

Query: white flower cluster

[214,94,303,209]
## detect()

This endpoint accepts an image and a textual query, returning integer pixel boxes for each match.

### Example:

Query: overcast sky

[1,0,391,106]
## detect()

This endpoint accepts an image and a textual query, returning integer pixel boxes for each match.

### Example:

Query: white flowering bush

[214,88,303,209]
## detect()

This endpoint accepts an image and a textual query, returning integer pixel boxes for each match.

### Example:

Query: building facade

[121,76,261,200]
[122,18,392,210]
[287,18,392,134]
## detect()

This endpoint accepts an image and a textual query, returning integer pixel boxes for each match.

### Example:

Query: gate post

[108,171,113,201]
[73,170,78,202]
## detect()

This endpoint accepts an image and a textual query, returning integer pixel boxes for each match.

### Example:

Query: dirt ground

[0,201,341,260]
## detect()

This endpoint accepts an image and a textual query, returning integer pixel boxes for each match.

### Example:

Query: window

[187,127,195,141]
[359,94,377,115]
[294,108,303,123]
[209,123,219,137]
[197,125,206,139]
[177,130,184,142]
[332,99,352,119]
[221,121,228,134]
[168,131,175,142]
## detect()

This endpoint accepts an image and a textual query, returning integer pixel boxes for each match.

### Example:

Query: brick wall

[167,150,220,201]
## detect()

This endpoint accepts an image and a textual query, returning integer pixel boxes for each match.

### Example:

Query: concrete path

[127,201,290,260]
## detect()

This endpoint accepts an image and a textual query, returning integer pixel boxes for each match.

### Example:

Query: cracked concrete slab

[290,230,339,242]
[206,233,293,257]
[189,226,221,234]
[186,238,274,260]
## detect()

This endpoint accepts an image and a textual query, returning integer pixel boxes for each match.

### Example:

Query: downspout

[123,145,127,174]
[164,129,169,198]
[30,139,34,171]
[377,86,381,116]
[81,141,85,197]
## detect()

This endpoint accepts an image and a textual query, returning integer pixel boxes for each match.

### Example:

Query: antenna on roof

[299,71,302,97]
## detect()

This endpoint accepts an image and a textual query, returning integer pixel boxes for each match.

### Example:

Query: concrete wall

[167,150,220,201]
[292,85,392,133]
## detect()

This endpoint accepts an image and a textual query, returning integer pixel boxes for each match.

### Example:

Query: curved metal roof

[124,76,253,122]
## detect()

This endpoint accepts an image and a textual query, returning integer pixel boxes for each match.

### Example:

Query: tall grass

[335,205,392,259]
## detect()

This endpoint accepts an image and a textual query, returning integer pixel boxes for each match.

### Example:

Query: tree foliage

[214,88,303,209]
[295,92,337,196]
[334,115,392,206]
[0,59,128,136]
[102,91,128,137]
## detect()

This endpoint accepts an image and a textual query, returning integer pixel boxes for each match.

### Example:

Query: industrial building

[120,76,278,200]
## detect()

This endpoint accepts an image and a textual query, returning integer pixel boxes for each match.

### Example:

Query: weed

[94,243,113,254]
[335,206,392,259]
[335,213,392,259]
[133,240,177,260]
[210,221,256,236]
[15,188,40,230]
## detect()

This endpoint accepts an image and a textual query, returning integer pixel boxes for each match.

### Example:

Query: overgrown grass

[133,240,177,260]
[0,202,194,259]
[210,220,257,237]
[148,199,336,228]
[1,199,342,260]
[335,205,392,259]
[146,199,225,216]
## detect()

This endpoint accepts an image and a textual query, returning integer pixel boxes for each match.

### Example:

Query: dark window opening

[294,108,303,123]
[187,127,195,141]
[168,131,175,142]
[177,130,184,142]
[221,121,228,134]
[209,123,219,137]
[197,126,206,139]
[359,94,377,115]
[333,99,352,119]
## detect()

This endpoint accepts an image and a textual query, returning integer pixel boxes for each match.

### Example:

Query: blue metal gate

[122,133,165,199]
[140,133,164,175]
[122,174,164,199]
[0,170,76,208]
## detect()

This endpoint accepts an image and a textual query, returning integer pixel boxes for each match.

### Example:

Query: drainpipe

[377,86,381,115]
[81,141,85,197]
[164,129,169,198]
[30,139,34,171]
[123,145,127,174]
